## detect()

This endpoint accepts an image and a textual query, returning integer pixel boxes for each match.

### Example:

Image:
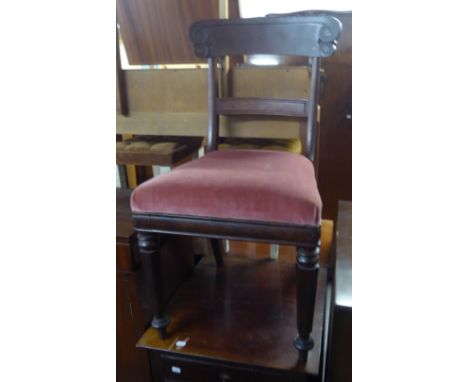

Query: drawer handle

[219,372,232,381]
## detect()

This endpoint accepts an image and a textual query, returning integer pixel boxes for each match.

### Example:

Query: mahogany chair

[131,15,342,353]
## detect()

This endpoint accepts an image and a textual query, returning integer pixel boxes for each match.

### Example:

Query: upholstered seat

[131,149,321,226]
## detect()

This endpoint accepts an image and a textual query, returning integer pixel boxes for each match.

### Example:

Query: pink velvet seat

[131,149,322,227]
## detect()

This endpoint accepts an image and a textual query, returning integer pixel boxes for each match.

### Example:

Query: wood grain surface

[117,0,219,65]
[138,255,327,377]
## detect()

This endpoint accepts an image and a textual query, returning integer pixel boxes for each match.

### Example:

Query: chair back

[189,15,342,160]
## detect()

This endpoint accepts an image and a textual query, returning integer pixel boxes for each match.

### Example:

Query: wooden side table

[136,248,330,381]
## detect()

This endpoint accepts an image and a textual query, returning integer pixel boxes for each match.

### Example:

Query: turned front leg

[294,243,320,352]
[137,232,170,339]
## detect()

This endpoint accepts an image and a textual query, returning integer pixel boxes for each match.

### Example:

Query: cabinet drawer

[161,354,251,382]
[161,354,297,382]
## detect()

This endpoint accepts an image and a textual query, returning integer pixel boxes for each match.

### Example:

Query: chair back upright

[189,15,342,161]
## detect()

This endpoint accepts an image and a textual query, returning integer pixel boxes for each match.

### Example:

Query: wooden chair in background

[131,15,342,354]
[116,135,204,186]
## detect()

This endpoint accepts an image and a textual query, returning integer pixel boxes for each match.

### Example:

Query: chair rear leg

[223,240,229,255]
[210,239,224,267]
[294,242,320,352]
[138,232,170,339]
[269,243,279,260]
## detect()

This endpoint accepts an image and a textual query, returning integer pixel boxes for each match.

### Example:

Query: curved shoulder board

[189,15,342,58]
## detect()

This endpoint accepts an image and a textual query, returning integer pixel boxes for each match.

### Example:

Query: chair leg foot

[295,243,320,352]
[293,335,315,351]
[151,315,171,339]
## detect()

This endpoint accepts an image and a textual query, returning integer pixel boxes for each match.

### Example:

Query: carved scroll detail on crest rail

[189,16,342,59]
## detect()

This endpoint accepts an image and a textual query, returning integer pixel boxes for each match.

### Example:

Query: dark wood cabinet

[117,270,153,382]
[117,198,152,382]
[317,13,352,221]
[117,189,195,382]
[326,201,352,382]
